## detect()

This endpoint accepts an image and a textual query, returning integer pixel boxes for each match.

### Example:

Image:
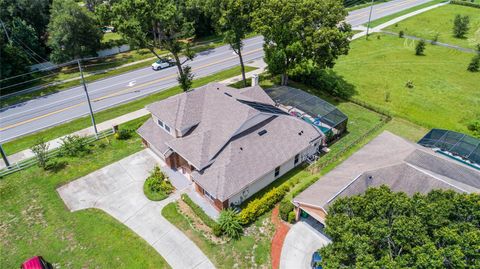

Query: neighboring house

[138,83,325,210]
[293,131,480,225]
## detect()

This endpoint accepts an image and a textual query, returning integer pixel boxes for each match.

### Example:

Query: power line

[0,60,77,82]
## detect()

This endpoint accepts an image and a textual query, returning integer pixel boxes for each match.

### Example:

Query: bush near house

[181,193,217,228]
[143,166,174,201]
[279,199,295,222]
[59,135,90,157]
[218,209,243,239]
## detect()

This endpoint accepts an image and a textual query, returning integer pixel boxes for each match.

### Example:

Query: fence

[0,128,115,178]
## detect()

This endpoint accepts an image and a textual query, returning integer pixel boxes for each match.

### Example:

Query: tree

[253,0,351,85]
[320,186,480,268]
[216,0,257,87]
[453,14,470,38]
[177,65,194,91]
[467,54,479,72]
[31,138,50,169]
[109,0,196,91]
[47,0,103,63]
[415,39,426,55]
[218,208,243,239]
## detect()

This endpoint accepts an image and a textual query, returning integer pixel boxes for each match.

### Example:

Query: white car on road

[151,58,175,70]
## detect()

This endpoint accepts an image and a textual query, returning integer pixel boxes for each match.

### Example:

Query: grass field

[0,118,170,268]
[366,0,447,28]
[332,33,480,135]
[385,4,480,49]
[3,66,256,156]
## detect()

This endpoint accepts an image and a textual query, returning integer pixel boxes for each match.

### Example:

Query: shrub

[399,30,404,38]
[453,14,470,38]
[212,224,223,237]
[31,138,50,169]
[59,135,90,157]
[181,193,217,228]
[115,129,132,140]
[287,211,296,223]
[415,39,426,55]
[279,200,295,221]
[467,54,480,72]
[467,120,480,138]
[405,80,414,89]
[143,166,173,201]
[238,185,289,225]
[432,32,439,44]
[218,209,243,239]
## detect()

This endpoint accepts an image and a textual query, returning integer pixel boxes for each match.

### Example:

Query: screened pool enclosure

[265,86,348,141]
[418,129,480,168]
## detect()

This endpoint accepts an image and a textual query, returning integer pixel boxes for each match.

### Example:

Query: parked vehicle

[21,256,52,269]
[310,252,323,269]
[151,58,175,70]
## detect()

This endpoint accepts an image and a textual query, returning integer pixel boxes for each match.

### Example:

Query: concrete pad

[119,150,158,182]
[57,149,215,269]
[280,221,331,269]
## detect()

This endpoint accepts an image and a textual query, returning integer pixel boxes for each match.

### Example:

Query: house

[137,83,325,210]
[293,131,480,225]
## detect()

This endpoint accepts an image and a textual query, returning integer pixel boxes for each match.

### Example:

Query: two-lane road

[0,0,433,143]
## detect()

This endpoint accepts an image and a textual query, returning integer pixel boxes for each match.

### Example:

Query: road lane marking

[0,48,263,132]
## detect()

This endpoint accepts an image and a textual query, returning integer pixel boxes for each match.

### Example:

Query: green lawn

[3,66,257,156]
[385,4,480,49]
[332,33,480,135]
[366,0,447,28]
[0,118,170,268]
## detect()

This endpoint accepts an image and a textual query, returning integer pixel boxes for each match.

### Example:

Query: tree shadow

[289,69,357,105]
[46,160,68,173]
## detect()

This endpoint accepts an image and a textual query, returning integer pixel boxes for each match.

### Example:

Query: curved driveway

[57,150,215,269]
[279,221,331,269]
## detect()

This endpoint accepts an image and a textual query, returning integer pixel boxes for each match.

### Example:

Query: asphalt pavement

[0,0,434,143]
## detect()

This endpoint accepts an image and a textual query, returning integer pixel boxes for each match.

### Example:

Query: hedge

[181,193,217,228]
[450,0,480,8]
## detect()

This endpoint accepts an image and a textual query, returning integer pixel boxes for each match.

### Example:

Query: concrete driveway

[279,221,331,269]
[57,149,215,269]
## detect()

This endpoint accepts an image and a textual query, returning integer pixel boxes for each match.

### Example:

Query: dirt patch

[177,199,226,244]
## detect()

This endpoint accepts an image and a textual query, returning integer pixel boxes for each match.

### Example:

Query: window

[157,119,164,127]
[164,124,171,132]
[274,166,280,177]
[294,154,299,165]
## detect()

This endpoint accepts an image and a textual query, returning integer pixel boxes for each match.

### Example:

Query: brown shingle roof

[193,115,321,201]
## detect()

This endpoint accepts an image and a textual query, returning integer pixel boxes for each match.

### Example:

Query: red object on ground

[271,205,291,269]
[21,256,47,269]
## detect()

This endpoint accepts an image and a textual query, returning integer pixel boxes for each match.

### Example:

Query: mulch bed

[270,205,291,269]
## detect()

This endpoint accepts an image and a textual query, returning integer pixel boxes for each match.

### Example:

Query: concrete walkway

[57,149,215,269]
[279,221,331,269]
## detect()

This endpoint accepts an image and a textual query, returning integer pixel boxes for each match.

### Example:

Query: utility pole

[77,59,98,137]
[365,0,375,40]
[0,144,10,168]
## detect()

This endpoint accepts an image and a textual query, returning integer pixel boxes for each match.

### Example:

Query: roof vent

[240,147,243,151]
[224,92,232,97]
[217,87,220,90]
[258,130,267,136]
[298,130,304,136]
